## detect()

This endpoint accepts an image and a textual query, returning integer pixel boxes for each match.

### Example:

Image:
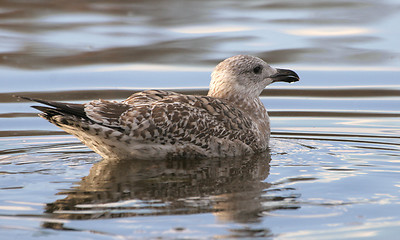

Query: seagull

[19,55,299,160]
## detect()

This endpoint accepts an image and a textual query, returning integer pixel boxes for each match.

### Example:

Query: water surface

[1,0,400,239]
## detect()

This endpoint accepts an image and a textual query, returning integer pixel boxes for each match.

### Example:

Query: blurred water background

[0,0,400,239]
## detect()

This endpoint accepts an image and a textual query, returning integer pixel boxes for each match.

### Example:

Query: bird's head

[208,55,299,99]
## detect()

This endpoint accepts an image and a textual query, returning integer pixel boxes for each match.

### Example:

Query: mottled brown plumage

[22,55,299,160]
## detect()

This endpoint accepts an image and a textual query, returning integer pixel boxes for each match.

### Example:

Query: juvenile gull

[21,55,299,160]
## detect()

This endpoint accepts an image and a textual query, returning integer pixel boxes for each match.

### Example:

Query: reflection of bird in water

[19,55,299,160]
[44,152,272,223]
[42,151,300,233]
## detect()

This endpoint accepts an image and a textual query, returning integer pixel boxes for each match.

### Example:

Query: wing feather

[117,93,258,149]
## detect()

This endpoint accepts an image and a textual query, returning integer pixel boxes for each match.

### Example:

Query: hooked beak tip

[271,68,300,83]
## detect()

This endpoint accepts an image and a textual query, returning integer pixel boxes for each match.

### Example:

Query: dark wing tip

[14,95,58,107]
[16,95,88,120]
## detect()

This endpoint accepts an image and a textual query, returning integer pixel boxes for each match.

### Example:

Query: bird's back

[36,90,269,160]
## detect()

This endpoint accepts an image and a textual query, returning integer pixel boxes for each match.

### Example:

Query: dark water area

[1,0,400,239]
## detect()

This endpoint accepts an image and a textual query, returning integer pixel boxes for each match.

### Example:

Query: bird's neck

[208,78,262,102]
[207,80,268,119]
[231,95,268,119]
[208,90,268,120]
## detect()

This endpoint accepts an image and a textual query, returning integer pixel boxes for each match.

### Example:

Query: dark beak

[271,68,300,83]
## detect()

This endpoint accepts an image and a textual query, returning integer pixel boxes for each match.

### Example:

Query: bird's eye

[253,65,262,74]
